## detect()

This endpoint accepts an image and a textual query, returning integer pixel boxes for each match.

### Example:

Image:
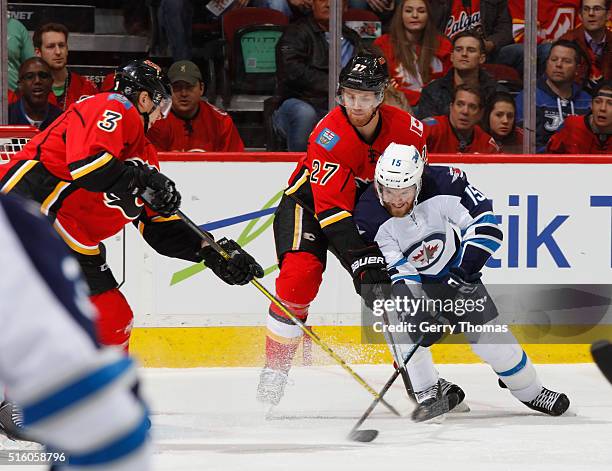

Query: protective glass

[158,96,172,119]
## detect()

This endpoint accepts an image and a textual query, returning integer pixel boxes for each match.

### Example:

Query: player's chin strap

[140,107,155,132]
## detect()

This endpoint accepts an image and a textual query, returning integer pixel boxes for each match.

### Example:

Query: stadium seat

[220,7,288,106]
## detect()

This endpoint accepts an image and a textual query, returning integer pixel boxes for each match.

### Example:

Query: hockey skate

[498,379,570,416]
[0,401,33,442]
[411,379,464,422]
[440,377,470,413]
[256,367,289,406]
[522,387,570,416]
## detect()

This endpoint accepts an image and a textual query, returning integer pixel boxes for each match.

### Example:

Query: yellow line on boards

[128,326,597,367]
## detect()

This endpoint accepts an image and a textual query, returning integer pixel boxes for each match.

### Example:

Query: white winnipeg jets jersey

[354,166,503,284]
[0,194,150,470]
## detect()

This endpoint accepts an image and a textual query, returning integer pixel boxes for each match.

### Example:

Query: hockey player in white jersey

[353,143,570,419]
[0,193,150,470]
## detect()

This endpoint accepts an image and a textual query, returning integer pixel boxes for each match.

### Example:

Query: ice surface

[2,364,610,470]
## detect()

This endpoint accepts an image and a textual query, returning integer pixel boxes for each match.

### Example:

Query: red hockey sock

[265,252,323,372]
[89,288,133,352]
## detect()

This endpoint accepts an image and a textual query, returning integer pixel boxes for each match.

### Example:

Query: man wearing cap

[147,60,244,152]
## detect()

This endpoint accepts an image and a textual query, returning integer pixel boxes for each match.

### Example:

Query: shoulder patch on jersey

[410,115,424,137]
[422,117,438,126]
[448,166,465,183]
[107,93,133,110]
[316,128,340,151]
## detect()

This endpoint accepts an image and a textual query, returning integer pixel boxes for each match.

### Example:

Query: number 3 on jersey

[97,110,123,132]
[310,160,339,185]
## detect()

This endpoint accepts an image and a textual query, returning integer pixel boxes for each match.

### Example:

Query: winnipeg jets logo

[412,242,440,265]
[405,233,446,271]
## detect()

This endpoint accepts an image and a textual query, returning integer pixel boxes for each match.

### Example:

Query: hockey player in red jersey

[257,52,443,405]
[0,59,263,350]
[547,80,612,154]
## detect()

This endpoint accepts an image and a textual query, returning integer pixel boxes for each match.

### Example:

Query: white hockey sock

[469,329,542,402]
[401,345,438,393]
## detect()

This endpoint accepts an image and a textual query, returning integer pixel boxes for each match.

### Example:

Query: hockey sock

[403,346,439,393]
[265,298,309,373]
[470,332,542,402]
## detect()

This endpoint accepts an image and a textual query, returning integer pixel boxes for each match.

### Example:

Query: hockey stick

[381,309,415,403]
[591,340,612,385]
[348,311,455,442]
[176,210,401,417]
[347,336,423,442]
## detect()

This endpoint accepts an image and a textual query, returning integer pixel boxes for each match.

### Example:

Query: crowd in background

[5,0,612,154]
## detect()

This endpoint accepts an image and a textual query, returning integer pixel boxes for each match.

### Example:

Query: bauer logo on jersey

[316,128,340,151]
[405,233,446,270]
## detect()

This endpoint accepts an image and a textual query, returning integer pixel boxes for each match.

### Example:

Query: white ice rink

[2,363,611,470]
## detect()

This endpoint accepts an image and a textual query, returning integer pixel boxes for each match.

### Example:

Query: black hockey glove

[131,166,181,217]
[349,245,392,306]
[441,267,482,298]
[199,238,264,286]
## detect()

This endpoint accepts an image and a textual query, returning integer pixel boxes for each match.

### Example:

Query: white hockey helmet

[375,143,425,211]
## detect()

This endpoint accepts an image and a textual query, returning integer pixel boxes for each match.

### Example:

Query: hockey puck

[348,429,379,442]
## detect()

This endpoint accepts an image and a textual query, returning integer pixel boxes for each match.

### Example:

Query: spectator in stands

[423,84,500,153]
[273,0,362,151]
[547,79,612,153]
[9,58,61,131]
[515,39,592,153]
[491,0,582,75]
[373,0,452,107]
[482,91,523,153]
[7,17,35,92]
[157,0,193,61]
[561,0,612,93]
[253,0,313,19]
[416,31,497,119]
[349,0,396,27]
[147,60,244,152]
[33,23,98,111]
[430,0,513,60]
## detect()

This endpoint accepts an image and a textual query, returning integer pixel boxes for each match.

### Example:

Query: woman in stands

[483,91,524,154]
[373,0,451,107]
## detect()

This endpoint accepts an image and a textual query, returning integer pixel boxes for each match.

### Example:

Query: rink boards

[101,154,612,367]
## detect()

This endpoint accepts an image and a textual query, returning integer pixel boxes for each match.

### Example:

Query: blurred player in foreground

[0,193,151,469]
[354,143,570,419]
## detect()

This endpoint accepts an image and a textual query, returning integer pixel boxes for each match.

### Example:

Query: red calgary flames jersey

[424,115,500,154]
[285,105,427,229]
[509,0,579,43]
[147,101,244,152]
[0,92,159,254]
[547,115,612,154]
[445,0,482,40]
